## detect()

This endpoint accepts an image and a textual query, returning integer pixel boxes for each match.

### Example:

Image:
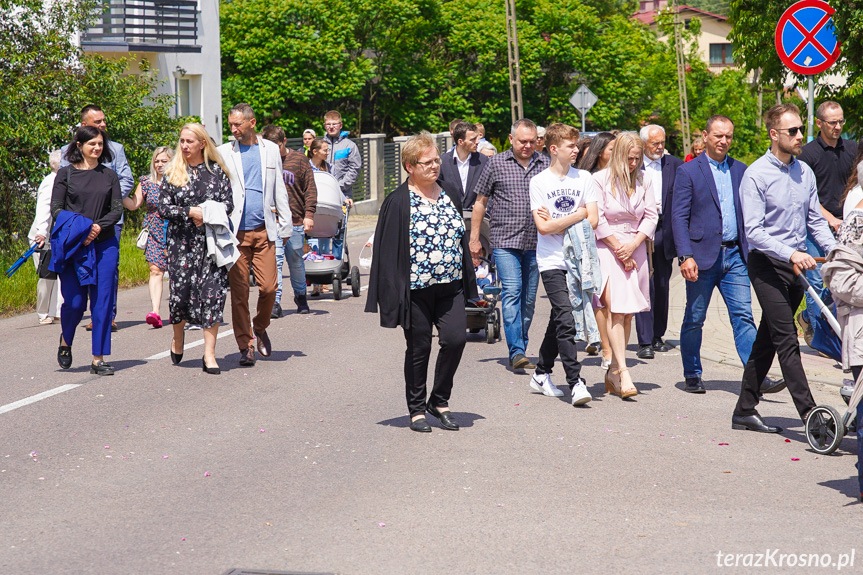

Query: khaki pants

[229,225,277,351]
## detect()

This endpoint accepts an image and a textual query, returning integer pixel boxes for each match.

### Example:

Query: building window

[710,43,734,66]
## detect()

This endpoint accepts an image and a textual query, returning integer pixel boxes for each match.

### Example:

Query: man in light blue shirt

[60,105,134,332]
[671,115,758,395]
[732,103,836,434]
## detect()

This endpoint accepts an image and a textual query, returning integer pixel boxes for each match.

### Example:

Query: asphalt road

[1,219,860,575]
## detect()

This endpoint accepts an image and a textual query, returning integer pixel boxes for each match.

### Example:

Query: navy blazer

[657,154,684,260]
[439,149,488,210]
[671,152,749,270]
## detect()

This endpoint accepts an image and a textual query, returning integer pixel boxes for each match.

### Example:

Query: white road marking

[0,384,82,415]
[1,329,237,415]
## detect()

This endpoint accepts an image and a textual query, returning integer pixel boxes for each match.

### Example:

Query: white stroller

[304,171,361,299]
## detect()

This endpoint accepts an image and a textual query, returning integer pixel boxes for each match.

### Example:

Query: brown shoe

[111,321,118,332]
[85,321,93,331]
[239,348,256,366]
[254,329,271,357]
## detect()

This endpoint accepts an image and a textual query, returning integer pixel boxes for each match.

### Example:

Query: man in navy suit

[439,121,488,210]
[672,115,761,393]
[635,125,683,359]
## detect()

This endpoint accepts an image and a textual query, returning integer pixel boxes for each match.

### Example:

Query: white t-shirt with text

[529,166,598,272]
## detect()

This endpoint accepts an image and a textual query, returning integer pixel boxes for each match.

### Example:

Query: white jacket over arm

[29,172,57,242]
[217,136,292,241]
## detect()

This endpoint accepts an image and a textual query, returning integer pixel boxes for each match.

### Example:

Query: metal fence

[81,0,200,50]
[383,141,402,196]
[352,138,371,201]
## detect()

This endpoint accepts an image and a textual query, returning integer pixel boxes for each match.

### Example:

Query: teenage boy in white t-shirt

[528,123,599,405]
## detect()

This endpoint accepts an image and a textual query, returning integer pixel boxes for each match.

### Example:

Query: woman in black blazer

[365,132,478,432]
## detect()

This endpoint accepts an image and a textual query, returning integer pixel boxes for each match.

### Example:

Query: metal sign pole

[581,111,586,133]
[808,76,815,142]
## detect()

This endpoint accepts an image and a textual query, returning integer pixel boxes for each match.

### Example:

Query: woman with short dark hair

[51,126,123,375]
[365,131,477,432]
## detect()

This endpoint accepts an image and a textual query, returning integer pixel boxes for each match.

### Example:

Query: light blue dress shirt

[740,149,835,262]
[707,155,737,242]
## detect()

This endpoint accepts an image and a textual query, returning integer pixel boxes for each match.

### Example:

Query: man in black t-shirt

[797,101,859,341]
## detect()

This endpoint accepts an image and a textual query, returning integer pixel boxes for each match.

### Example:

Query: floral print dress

[409,188,465,290]
[140,176,168,270]
[158,162,234,328]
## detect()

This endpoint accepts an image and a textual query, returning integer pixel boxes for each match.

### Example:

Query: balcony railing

[81,0,201,53]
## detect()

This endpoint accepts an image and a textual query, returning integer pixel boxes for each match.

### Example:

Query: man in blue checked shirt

[731,103,836,434]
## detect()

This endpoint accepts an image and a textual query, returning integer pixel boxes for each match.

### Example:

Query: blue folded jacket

[50,210,96,286]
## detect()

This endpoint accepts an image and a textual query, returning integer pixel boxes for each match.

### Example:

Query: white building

[79,0,223,143]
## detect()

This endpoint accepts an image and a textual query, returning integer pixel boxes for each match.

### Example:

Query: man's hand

[536,206,551,221]
[827,213,842,233]
[344,198,354,209]
[790,250,817,271]
[83,223,101,246]
[303,217,314,234]
[680,257,698,282]
[188,206,204,227]
[469,237,483,267]
[34,234,46,248]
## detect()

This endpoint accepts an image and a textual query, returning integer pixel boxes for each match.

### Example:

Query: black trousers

[403,281,467,418]
[734,251,816,419]
[535,269,582,384]
[636,223,672,346]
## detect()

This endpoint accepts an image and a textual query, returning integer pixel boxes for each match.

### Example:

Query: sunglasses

[775,126,804,136]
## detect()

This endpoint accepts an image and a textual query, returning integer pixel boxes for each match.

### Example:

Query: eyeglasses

[416,158,442,167]
[324,122,341,128]
[775,126,804,136]
[820,118,846,127]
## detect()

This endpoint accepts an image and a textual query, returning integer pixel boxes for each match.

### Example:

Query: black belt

[721,240,738,247]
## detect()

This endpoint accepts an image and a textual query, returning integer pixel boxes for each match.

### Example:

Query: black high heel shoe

[202,357,221,375]
[170,336,184,365]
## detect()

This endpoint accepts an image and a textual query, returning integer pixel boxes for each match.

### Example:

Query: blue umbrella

[4,244,38,278]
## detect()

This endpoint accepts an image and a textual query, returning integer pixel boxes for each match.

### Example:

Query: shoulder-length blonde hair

[164,123,230,187]
[608,132,644,198]
[149,146,174,182]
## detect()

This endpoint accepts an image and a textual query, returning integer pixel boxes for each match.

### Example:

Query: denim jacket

[563,219,601,344]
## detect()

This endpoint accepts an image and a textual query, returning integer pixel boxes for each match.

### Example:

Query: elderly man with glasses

[731,103,836,434]
[796,101,859,344]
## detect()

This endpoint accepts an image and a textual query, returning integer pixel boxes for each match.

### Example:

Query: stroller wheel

[805,405,846,455]
[486,316,495,344]
[494,308,501,340]
[332,277,342,301]
[351,266,361,297]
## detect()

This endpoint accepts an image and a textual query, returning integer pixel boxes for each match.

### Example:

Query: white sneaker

[601,357,612,371]
[530,372,564,397]
[570,378,593,406]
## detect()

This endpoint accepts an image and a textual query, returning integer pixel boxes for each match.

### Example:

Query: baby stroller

[797,258,861,455]
[304,171,361,300]
[463,210,501,344]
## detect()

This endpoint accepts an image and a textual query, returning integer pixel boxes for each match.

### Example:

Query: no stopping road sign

[774,0,840,75]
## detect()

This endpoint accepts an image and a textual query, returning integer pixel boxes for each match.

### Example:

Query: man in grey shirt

[732,103,836,434]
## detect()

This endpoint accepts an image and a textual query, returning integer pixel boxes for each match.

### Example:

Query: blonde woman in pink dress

[592,132,658,398]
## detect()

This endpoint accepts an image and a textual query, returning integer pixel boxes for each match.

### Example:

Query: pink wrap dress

[592,168,658,314]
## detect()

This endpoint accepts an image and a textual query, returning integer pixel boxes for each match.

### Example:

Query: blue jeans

[332,209,348,260]
[275,225,307,303]
[804,232,825,326]
[680,246,757,378]
[493,248,539,360]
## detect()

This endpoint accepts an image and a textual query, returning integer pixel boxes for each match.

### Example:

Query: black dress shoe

[732,413,782,433]
[427,404,460,430]
[254,329,271,357]
[58,345,72,369]
[201,357,221,375]
[294,294,310,314]
[761,377,787,394]
[271,302,282,319]
[684,377,706,393]
[170,337,184,365]
[636,345,655,359]
[652,338,674,352]
[90,361,114,376]
[239,348,256,366]
[409,417,432,433]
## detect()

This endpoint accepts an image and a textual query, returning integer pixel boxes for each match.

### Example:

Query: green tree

[0,0,187,240]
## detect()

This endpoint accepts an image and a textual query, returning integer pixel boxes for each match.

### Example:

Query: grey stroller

[304,171,360,300]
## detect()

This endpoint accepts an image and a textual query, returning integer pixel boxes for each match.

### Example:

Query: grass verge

[0,229,150,317]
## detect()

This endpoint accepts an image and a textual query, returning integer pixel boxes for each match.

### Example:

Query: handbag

[136,227,149,250]
[37,247,57,280]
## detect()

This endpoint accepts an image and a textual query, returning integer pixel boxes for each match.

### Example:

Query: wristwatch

[678,255,693,264]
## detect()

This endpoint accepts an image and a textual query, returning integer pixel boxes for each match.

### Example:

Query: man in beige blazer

[218,103,292,366]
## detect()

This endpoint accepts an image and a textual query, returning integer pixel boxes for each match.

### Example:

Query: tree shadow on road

[377,412,486,429]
